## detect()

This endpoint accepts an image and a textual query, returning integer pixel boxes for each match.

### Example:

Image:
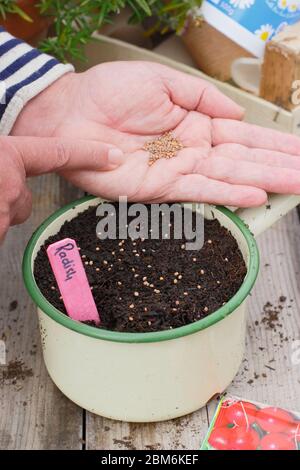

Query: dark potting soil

[34,203,247,333]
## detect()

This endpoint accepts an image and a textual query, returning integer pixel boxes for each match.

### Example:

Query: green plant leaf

[133,0,152,16]
[12,5,33,22]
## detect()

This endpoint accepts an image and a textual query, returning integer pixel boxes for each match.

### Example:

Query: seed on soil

[96,247,100,251]
[200,269,205,275]
[51,286,55,290]
[128,316,134,321]
[89,261,93,265]
[82,254,86,259]
[134,292,139,297]
[207,239,212,244]
[35,203,247,334]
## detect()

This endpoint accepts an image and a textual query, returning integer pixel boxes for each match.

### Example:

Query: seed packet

[201,395,300,450]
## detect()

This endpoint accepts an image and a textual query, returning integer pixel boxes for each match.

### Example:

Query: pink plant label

[46,238,100,325]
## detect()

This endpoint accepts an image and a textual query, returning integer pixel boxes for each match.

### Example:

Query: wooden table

[1,174,300,450]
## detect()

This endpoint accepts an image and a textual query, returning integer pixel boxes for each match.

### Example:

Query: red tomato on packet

[202,396,300,451]
[260,433,296,451]
[256,407,294,433]
[229,427,260,451]
[224,401,258,427]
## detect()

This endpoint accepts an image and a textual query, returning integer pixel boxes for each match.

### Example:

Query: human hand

[0,136,123,241]
[12,61,300,207]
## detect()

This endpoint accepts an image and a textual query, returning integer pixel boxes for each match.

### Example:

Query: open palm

[14,61,300,207]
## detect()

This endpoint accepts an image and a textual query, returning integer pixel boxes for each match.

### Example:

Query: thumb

[7,136,124,176]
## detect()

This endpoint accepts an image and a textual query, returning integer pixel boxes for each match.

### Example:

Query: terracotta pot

[0,0,49,44]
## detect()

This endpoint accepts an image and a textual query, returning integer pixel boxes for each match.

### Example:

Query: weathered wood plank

[207,209,300,421]
[0,175,83,449]
[85,408,209,450]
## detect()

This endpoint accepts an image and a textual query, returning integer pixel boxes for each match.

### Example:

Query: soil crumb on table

[34,203,247,333]
[0,360,33,384]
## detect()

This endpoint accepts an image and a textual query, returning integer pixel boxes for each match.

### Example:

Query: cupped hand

[0,136,122,241]
[13,61,300,207]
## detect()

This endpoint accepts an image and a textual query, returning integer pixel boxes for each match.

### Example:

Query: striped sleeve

[0,28,74,135]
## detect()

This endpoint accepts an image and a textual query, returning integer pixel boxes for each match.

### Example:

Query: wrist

[11,72,77,137]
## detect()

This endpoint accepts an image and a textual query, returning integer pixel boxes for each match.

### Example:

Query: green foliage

[0,0,32,21]
[0,0,203,62]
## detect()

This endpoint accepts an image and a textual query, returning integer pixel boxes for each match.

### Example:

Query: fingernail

[108,148,124,165]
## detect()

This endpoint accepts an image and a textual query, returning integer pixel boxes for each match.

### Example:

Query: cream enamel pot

[22,194,300,422]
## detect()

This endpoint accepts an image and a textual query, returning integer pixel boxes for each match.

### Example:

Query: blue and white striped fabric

[0,28,74,135]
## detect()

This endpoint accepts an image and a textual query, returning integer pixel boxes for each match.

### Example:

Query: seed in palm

[143,132,184,166]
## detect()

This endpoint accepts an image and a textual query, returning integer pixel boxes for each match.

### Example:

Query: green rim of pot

[22,196,259,344]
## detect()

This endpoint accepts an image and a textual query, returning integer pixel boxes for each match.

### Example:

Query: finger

[0,211,10,244]
[5,136,124,176]
[212,119,300,155]
[169,174,267,207]
[212,143,300,171]
[194,152,300,194]
[11,187,32,225]
[172,111,212,147]
[157,64,244,119]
